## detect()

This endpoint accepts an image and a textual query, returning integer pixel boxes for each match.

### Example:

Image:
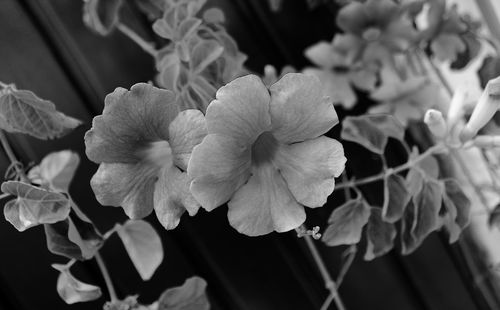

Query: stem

[475,0,500,49]
[0,130,29,182]
[299,230,346,310]
[0,81,9,88]
[117,23,157,57]
[335,143,445,191]
[95,252,118,302]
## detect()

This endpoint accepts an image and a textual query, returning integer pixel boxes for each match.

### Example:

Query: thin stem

[336,245,357,288]
[335,143,445,191]
[0,130,28,182]
[299,229,346,310]
[117,23,157,57]
[95,252,118,302]
[0,81,9,89]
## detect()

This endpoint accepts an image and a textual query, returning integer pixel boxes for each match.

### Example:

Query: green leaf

[158,276,210,310]
[178,18,202,41]
[117,220,163,280]
[2,181,70,231]
[443,179,470,228]
[431,34,466,62]
[382,174,410,223]
[45,213,103,260]
[341,115,405,154]
[364,208,396,261]
[489,204,500,230]
[406,167,424,197]
[0,86,81,139]
[322,198,371,246]
[478,56,500,89]
[52,264,102,304]
[83,0,124,36]
[191,40,224,74]
[28,151,80,193]
[157,54,181,91]
[203,8,225,24]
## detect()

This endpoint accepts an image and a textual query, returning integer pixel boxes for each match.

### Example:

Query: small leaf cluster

[322,115,471,259]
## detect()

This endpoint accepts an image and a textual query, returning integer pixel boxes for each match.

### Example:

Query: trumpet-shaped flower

[187,73,346,236]
[335,0,419,65]
[303,36,377,109]
[85,83,207,229]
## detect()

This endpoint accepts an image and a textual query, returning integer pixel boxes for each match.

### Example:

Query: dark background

[0,0,498,309]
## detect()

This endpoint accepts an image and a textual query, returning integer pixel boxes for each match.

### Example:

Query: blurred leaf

[0,86,81,139]
[415,152,439,180]
[2,181,70,231]
[28,151,80,193]
[178,18,202,41]
[322,198,371,246]
[431,34,465,62]
[157,53,181,91]
[45,212,103,260]
[364,208,396,261]
[203,8,225,24]
[158,276,210,310]
[406,167,424,197]
[191,40,224,74]
[341,115,404,154]
[117,220,163,280]
[83,0,123,36]
[450,33,481,70]
[478,56,500,89]
[52,264,102,304]
[443,179,470,229]
[382,174,410,223]
[401,200,418,254]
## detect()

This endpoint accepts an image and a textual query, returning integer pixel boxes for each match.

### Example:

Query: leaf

[178,18,202,41]
[191,40,224,74]
[28,151,80,193]
[45,212,103,260]
[158,276,210,310]
[364,208,396,261]
[2,181,70,231]
[402,179,443,254]
[382,174,410,223]
[83,0,124,36]
[341,115,405,154]
[0,86,81,139]
[416,154,439,180]
[157,54,181,91]
[443,179,470,229]
[450,32,481,70]
[203,8,225,24]
[117,220,163,280]
[322,199,371,246]
[478,56,500,89]
[52,264,102,304]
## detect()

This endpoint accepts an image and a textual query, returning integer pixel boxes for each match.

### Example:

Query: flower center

[141,141,173,167]
[362,27,381,42]
[251,131,279,166]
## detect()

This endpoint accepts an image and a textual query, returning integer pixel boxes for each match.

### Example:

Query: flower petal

[90,162,156,219]
[85,83,179,164]
[227,165,306,236]
[336,1,369,35]
[205,75,271,143]
[304,41,335,68]
[154,165,200,230]
[169,109,207,171]
[269,73,338,143]
[276,136,346,208]
[188,134,251,211]
[303,69,357,109]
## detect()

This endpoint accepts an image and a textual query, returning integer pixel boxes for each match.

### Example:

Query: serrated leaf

[2,181,70,231]
[364,208,396,261]
[341,115,404,154]
[117,220,163,280]
[478,56,500,89]
[28,151,80,193]
[191,40,224,74]
[52,264,102,304]
[158,276,210,310]
[83,0,123,36]
[322,199,371,246]
[45,213,103,260]
[382,174,410,223]
[0,86,81,139]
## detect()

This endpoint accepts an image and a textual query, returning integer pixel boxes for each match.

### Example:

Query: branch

[117,23,157,57]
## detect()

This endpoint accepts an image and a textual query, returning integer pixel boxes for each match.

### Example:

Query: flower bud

[424,109,447,139]
[460,76,500,142]
[472,135,500,148]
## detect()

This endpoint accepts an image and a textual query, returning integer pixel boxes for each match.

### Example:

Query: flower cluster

[86,74,346,236]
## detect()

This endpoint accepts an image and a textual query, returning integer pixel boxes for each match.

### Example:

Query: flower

[187,73,346,236]
[85,83,207,229]
[303,36,377,109]
[335,0,419,65]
